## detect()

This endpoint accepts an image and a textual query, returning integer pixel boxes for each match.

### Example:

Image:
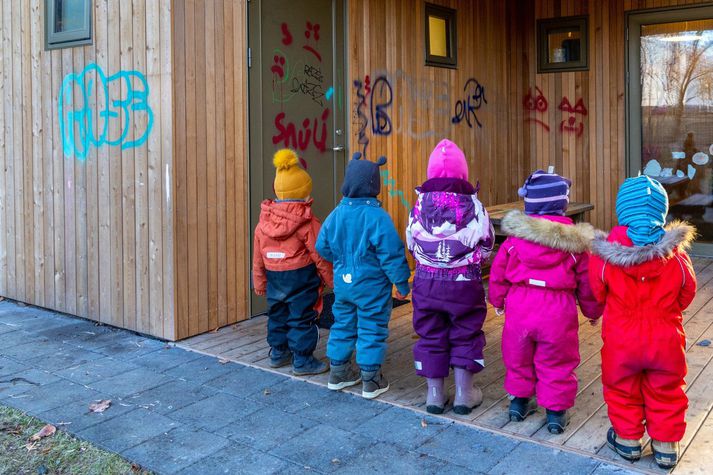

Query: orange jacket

[252,199,334,295]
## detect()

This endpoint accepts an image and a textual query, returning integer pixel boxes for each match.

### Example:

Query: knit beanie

[615,175,668,246]
[273,149,312,200]
[427,139,469,181]
[518,170,571,216]
[341,152,387,198]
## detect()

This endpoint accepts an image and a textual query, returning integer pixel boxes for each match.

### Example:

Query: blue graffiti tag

[370,76,393,136]
[451,78,487,128]
[380,170,410,209]
[59,63,154,160]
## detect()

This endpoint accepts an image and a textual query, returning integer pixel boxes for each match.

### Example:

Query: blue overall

[316,198,411,369]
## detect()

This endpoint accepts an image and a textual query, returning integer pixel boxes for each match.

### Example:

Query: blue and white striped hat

[518,170,572,216]
[615,175,668,246]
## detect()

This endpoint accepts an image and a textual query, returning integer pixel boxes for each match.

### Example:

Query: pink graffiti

[272,108,330,153]
[270,55,286,79]
[281,23,293,46]
[523,86,550,132]
[558,97,587,137]
[303,21,322,62]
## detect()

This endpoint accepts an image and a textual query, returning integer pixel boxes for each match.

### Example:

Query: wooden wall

[172,0,249,339]
[347,0,533,235]
[0,0,175,338]
[528,0,713,229]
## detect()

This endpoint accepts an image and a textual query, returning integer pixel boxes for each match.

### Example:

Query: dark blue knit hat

[615,175,668,246]
[341,152,387,198]
[518,169,572,216]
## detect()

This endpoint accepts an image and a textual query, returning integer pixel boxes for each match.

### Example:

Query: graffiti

[303,21,322,62]
[451,78,487,128]
[380,170,411,209]
[558,97,587,137]
[523,86,550,131]
[280,22,293,46]
[59,63,153,160]
[290,64,326,106]
[353,79,370,157]
[325,86,334,101]
[271,54,286,79]
[370,76,393,136]
[272,108,330,152]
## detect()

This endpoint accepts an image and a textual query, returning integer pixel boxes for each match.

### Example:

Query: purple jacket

[406,178,494,280]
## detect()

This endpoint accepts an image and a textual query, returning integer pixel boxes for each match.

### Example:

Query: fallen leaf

[218,358,230,365]
[29,424,56,442]
[211,326,220,333]
[263,388,271,396]
[88,399,112,413]
[420,418,428,428]
[25,441,38,452]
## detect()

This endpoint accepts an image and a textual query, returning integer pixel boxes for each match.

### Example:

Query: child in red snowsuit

[589,175,696,469]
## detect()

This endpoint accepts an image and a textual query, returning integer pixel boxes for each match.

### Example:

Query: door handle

[332,145,345,152]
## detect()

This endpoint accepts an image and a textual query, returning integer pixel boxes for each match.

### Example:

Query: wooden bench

[487,201,594,237]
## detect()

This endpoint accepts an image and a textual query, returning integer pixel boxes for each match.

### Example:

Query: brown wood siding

[347,0,533,239]
[0,0,175,339]
[171,0,249,339]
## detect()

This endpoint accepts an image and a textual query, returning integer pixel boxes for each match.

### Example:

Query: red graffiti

[364,75,371,95]
[280,23,293,46]
[523,86,550,131]
[272,108,330,153]
[303,21,322,62]
[558,97,587,137]
[270,54,286,79]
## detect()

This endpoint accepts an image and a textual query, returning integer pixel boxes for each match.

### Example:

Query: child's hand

[255,289,266,297]
[395,291,409,300]
[495,308,505,316]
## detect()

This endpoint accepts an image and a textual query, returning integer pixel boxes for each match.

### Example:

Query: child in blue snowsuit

[316,153,411,399]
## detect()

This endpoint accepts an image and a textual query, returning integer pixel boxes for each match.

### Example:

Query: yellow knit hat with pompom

[273,149,312,200]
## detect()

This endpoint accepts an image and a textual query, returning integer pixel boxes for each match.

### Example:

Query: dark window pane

[54,0,86,33]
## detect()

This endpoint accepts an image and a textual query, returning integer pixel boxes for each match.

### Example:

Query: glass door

[628,6,713,252]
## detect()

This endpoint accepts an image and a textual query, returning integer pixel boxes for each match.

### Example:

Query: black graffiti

[304,65,324,83]
[451,78,487,128]
[353,79,370,157]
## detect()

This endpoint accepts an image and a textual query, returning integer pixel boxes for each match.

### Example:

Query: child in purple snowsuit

[488,170,603,434]
[406,139,495,415]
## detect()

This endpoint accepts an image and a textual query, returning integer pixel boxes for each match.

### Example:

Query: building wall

[0,0,175,338]
[346,0,533,238]
[171,0,249,339]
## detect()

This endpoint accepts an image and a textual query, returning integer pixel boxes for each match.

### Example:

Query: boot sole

[327,379,361,391]
[453,402,482,415]
[509,408,536,422]
[607,441,641,462]
[426,399,449,415]
[362,384,390,399]
[293,367,329,376]
[269,360,292,369]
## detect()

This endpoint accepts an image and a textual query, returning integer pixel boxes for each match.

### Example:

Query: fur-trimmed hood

[591,221,696,267]
[501,210,595,254]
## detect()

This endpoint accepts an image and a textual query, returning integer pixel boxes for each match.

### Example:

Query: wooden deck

[177,258,713,474]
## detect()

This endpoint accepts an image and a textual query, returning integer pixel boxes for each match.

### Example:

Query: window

[425,3,457,69]
[537,15,588,73]
[45,0,92,50]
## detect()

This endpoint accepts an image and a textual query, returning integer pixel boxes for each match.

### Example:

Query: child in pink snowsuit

[488,170,603,434]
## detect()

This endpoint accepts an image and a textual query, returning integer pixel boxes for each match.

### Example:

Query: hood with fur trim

[591,221,696,267]
[501,210,595,254]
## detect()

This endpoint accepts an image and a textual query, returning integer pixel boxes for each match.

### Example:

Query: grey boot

[361,368,389,399]
[327,361,361,390]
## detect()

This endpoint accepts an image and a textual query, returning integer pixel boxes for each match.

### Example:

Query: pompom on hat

[615,175,669,246]
[273,149,312,200]
[427,139,469,181]
[518,169,572,216]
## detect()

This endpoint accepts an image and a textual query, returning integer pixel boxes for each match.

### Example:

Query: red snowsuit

[589,223,696,442]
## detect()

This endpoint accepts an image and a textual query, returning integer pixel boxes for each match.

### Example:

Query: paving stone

[0,322,21,335]
[54,356,140,385]
[3,379,107,417]
[132,346,204,372]
[352,406,452,449]
[25,346,104,372]
[126,379,214,414]
[37,321,117,347]
[92,336,165,360]
[166,392,267,431]
[164,354,239,385]
[217,405,321,451]
[177,442,296,475]
[123,426,229,474]
[36,397,137,432]
[88,367,172,398]
[585,463,639,475]
[77,407,179,453]
[12,313,83,333]
[488,442,602,475]
[268,424,374,472]
[0,368,61,396]
[298,389,390,431]
[259,379,340,413]
[204,365,286,399]
[0,337,63,360]
[0,356,28,377]
[339,441,472,475]
[416,423,519,472]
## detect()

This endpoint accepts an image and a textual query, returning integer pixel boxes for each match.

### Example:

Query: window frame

[45,0,93,51]
[424,2,457,69]
[537,15,589,73]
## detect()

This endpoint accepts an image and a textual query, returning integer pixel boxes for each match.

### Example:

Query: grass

[0,405,151,475]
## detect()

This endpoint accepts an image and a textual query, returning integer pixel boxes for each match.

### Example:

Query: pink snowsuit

[488,211,603,411]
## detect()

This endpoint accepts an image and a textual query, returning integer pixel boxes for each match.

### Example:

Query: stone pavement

[0,300,636,474]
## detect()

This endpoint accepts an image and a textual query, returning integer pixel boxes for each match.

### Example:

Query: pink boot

[453,367,483,415]
[426,378,447,414]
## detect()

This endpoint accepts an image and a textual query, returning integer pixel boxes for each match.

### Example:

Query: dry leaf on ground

[29,424,56,442]
[420,418,428,428]
[88,400,112,413]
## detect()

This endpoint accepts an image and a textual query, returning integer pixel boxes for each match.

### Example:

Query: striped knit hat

[615,175,668,246]
[518,170,571,216]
